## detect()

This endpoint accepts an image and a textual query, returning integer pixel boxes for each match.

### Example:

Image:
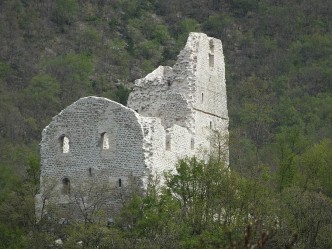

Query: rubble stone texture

[37,33,229,214]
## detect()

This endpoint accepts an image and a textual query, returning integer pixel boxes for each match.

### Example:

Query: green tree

[163,157,277,248]
[274,126,308,192]
[44,53,94,106]
[53,0,79,28]
[282,188,332,249]
[0,154,41,249]
[23,74,61,130]
[237,76,274,165]
[295,139,332,194]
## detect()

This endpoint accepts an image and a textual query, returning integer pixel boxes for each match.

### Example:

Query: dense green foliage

[0,0,331,248]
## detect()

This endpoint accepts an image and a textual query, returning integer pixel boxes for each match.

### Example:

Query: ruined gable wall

[127,66,173,117]
[40,97,147,188]
[126,33,203,178]
[127,33,201,132]
[127,32,229,176]
[127,68,193,131]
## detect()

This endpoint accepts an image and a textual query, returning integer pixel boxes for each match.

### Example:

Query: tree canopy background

[0,0,331,248]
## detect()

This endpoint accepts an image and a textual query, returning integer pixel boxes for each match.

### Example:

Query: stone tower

[127,32,228,166]
[36,33,228,219]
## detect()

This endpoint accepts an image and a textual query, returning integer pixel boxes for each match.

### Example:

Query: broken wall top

[127,32,228,129]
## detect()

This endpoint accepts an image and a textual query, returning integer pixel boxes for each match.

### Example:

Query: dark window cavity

[62,178,70,195]
[166,134,171,151]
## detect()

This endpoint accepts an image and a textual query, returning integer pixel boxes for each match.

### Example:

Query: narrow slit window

[61,135,69,153]
[209,39,215,53]
[209,53,214,68]
[88,167,92,177]
[62,178,70,195]
[118,178,122,188]
[201,93,204,103]
[191,138,195,150]
[166,134,171,151]
[209,39,214,69]
[210,121,212,129]
[101,132,109,150]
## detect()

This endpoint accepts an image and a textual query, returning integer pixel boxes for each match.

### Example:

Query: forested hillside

[0,0,331,248]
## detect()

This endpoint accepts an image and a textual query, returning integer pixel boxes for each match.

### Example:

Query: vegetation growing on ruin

[0,0,331,248]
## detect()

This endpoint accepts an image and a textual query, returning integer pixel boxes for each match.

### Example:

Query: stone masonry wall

[40,97,147,191]
[38,33,229,218]
[192,34,229,158]
[127,32,229,174]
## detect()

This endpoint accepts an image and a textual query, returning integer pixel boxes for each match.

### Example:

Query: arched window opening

[101,132,109,150]
[62,178,70,195]
[118,178,122,188]
[166,134,171,151]
[201,93,204,103]
[88,167,92,177]
[60,135,69,153]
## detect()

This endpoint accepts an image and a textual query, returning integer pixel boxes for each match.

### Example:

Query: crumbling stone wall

[128,32,229,172]
[37,32,229,219]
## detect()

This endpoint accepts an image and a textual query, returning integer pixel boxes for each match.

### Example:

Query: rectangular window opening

[101,132,109,150]
[61,136,69,154]
[209,53,214,69]
[209,39,215,69]
[209,39,215,53]
[62,178,70,195]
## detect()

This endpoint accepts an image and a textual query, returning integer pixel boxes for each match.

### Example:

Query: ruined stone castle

[37,33,229,217]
